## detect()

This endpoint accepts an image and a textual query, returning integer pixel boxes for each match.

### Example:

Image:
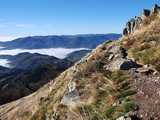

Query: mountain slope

[0,50,92,105]
[1,4,160,120]
[65,50,91,63]
[0,52,69,70]
[0,53,72,105]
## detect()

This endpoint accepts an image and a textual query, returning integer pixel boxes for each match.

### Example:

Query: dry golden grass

[1,7,160,120]
[121,14,160,72]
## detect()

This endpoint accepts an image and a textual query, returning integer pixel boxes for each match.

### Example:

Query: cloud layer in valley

[0,35,18,41]
[0,48,88,59]
[0,59,11,68]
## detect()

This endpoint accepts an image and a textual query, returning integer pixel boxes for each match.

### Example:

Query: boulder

[136,64,158,75]
[116,111,141,120]
[152,4,160,14]
[120,47,128,58]
[104,58,141,71]
[108,45,120,53]
[123,28,128,36]
[104,46,141,71]
[143,9,151,17]
[120,60,141,70]
[61,81,79,106]
[108,54,114,60]
[135,16,143,28]
[125,19,136,35]
[123,17,142,36]
[116,116,131,120]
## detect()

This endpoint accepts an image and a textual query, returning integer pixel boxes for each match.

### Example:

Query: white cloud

[0,48,88,59]
[0,59,11,68]
[15,23,36,28]
[0,35,18,41]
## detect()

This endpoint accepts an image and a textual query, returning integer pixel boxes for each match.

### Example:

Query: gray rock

[123,28,128,36]
[143,9,151,17]
[123,17,142,36]
[152,4,160,14]
[135,16,143,28]
[104,58,140,71]
[136,64,158,75]
[123,4,160,36]
[120,60,141,70]
[61,81,79,106]
[108,54,114,60]
[108,45,120,53]
[116,116,131,120]
[104,58,126,71]
[116,111,140,120]
[125,18,135,35]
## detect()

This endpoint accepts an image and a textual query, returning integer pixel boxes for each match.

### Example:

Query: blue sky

[0,0,159,41]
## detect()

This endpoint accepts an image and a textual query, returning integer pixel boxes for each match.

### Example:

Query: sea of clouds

[0,59,11,68]
[0,47,88,68]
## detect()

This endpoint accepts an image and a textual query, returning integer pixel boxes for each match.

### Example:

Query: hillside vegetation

[1,4,160,120]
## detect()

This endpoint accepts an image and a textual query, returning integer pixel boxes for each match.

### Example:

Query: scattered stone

[116,111,141,120]
[157,90,160,96]
[108,45,120,53]
[120,47,128,58]
[68,81,76,92]
[108,54,114,60]
[116,115,132,120]
[136,64,158,75]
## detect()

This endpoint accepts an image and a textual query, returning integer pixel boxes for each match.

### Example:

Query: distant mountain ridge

[0,34,121,49]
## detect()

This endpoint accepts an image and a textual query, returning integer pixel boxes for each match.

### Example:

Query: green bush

[107,71,128,83]
[118,90,136,99]
[105,106,116,118]
[123,101,135,112]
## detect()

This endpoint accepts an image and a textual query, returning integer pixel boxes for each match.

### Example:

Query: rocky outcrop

[104,58,141,71]
[123,17,143,36]
[104,45,141,71]
[152,4,160,14]
[143,9,151,17]
[123,4,160,36]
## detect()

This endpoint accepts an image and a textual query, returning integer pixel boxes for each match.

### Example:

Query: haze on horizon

[0,0,159,41]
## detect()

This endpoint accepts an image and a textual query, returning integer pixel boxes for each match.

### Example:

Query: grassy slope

[0,40,137,120]
[1,7,160,120]
[27,13,160,119]
[0,41,134,120]
[123,14,160,72]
